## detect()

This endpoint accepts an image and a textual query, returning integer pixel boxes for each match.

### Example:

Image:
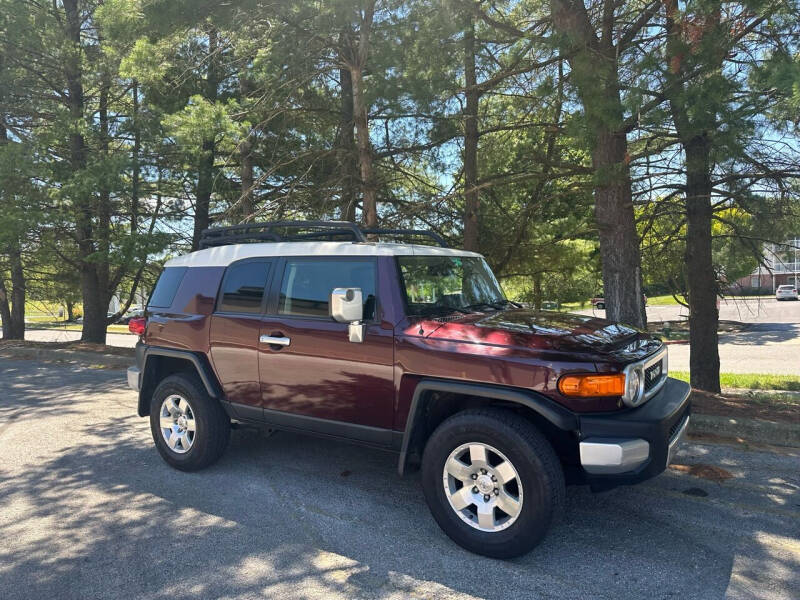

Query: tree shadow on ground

[718,323,800,346]
[0,361,797,599]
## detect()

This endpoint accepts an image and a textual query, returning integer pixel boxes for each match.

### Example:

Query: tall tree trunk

[462,14,480,252]
[591,129,645,327]
[131,79,140,233]
[349,2,377,229]
[0,243,25,340]
[550,0,645,328]
[8,244,25,339]
[239,71,255,223]
[684,139,720,392]
[0,276,12,339]
[192,27,219,249]
[63,0,106,343]
[664,0,722,392]
[337,61,358,222]
[533,272,543,311]
[0,73,24,340]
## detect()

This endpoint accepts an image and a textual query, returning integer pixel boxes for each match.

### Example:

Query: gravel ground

[0,358,798,600]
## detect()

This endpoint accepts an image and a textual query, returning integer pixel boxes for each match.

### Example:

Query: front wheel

[421,409,565,558]
[150,373,231,471]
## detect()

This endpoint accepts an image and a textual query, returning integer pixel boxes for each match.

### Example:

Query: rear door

[258,257,394,440]
[209,258,273,421]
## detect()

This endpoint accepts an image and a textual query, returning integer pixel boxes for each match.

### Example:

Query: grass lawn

[671,371,800,392]
[646,294,682,306]
[558,294,681,310]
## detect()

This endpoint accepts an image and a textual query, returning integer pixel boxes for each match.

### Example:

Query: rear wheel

[150,374,230,471]
[596,302,605,309]
[421,408,564,558]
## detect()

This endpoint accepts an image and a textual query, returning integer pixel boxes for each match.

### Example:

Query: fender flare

[138,347,223,416]
[397,378,578,475]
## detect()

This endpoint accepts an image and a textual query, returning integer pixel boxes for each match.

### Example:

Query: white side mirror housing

[330,288,364,323]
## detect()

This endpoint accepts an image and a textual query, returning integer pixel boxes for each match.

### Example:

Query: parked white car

[775,284,799,301]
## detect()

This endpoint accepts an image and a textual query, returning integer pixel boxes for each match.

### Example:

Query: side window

[148,267,188,308]
[278,259,376,320]
[217,260,271,314]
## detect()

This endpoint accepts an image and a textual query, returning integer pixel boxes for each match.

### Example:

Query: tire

[596,302,605,309]
[421,408,565,558]
[150,373,231,471]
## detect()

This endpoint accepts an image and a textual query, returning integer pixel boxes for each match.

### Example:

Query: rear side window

[278,259,376,319]
[148,267,188,308]
[217,260,271,314]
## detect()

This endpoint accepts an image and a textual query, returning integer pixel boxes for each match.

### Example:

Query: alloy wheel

[159,394,196,454]
[442,442,523,532]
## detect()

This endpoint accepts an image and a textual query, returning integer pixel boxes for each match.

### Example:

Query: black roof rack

[198,221,448,249]
[361,228,448,248]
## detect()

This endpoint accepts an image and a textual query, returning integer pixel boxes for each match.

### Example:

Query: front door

[259,257,394,438]
[209,258,272,421]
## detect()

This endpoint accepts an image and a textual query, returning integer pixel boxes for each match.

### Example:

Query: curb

[0,347,132,370]
[689,413,799,448]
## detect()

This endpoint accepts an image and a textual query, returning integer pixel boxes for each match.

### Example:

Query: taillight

[129,317,146,336]
[558,373,626,397]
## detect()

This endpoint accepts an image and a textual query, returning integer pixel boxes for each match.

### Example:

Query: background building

[731,237,800,293]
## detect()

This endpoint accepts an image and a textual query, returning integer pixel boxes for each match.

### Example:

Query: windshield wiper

[414,305,472,317]
[463,302,501,312]
[494,298,521,308]
[463,298,518,312]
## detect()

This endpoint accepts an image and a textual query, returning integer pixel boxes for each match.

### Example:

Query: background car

[116,309,144,324]
[775,284,799,301]
[591,293,648,310]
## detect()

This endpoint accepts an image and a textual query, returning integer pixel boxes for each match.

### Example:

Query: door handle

[260,334,291,347]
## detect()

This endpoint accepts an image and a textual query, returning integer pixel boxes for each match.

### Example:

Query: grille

[644,360,663,392]
[669,411,689,441]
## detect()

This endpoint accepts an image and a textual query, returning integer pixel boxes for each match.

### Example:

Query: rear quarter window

[148,267,188,308]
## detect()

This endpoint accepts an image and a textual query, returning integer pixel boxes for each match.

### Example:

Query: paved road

[1,359,797,600]
[18,327,138,348]
[578,297,800,374]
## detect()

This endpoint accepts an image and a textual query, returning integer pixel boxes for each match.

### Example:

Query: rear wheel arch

[397,379,578,476]
[138,348,223,417]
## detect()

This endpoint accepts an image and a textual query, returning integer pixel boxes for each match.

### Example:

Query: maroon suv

[128,221,690,558]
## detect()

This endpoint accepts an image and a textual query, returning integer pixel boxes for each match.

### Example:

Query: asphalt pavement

[0,358,797,600]
[577,297,800,374]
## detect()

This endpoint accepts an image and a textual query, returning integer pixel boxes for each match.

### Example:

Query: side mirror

[330,288,364,323]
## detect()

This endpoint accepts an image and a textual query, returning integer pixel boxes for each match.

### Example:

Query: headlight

[623,368,643,406]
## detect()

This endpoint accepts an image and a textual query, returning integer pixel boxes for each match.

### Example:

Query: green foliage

[0,0,798,341]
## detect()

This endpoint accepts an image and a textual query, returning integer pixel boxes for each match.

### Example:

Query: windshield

[397,255,506,316]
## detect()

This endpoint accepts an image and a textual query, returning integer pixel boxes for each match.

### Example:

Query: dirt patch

[670,463,734,482]
[0,339,134,358]
[692,390,799,424]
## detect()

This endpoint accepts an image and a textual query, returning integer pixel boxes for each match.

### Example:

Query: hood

[413,308,659,361]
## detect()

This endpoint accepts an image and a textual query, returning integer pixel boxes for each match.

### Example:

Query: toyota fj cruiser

[128,221,690,558]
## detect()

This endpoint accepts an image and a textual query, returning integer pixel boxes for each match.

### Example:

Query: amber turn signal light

[558,373,625,397]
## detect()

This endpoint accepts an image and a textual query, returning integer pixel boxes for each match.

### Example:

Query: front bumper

[577,377,691,489]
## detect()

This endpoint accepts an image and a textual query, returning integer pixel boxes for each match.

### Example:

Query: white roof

[165,241,482,268]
